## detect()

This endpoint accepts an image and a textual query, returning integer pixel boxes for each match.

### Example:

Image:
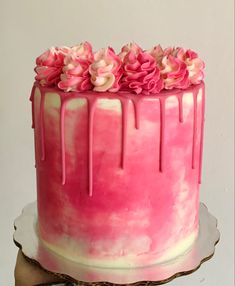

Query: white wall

[0,0,234,285]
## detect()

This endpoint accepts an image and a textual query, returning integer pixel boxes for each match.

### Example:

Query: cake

[30,42,205,268]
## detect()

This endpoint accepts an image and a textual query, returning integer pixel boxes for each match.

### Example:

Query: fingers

[14,250,65,286]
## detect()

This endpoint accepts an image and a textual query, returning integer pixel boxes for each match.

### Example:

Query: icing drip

[132,99,141,129]
[198,85,205,183]
[177,94,184,123]
[39,91,46,161]
[192,90,198,169]
[30,86,36,129]
[87,98,97,196]
[30,86,37,168]
[60,99,66,185]
[159,98,166,172]
[120,99,129,168]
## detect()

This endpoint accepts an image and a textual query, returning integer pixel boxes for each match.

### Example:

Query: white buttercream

[41,230,197,268]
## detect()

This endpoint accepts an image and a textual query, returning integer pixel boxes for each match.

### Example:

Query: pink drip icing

[159,98,166,172]
[40,91,46,161]
[32,82,205,197]
[177,94,184,123]
[30,86,36,129]
[33,123,37,169]
[30,86,37,168]
[87,98,97,197]
[132,99,141,129]
[198,85,205,183]
[192,89,198,169]
[120,99,129,168]
[60,99,66,185]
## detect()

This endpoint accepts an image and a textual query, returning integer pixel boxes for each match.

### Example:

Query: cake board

[13,202,220,285]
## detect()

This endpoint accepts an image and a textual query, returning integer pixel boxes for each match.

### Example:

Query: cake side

[31,83,205,267]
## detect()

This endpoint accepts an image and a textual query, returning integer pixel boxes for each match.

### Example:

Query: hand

[14,250,67,286]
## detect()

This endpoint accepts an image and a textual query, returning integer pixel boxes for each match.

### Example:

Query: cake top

[34,42,205,95]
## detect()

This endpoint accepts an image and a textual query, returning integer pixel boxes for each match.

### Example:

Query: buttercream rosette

[58,42,93,92]
[35,47,70,87]
[89,47,122,92]
[118,42,143,61]
[120,48,164,94]
[175,48,205,85]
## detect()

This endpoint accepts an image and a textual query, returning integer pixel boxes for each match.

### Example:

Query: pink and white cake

[31,42,205,268]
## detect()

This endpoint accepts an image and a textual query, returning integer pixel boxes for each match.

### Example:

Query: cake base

[13,202,220,285]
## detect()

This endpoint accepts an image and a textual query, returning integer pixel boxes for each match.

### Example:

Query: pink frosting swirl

[35,47,70,87]
[58,42,93,92]
[160,54,190,90]
[121,50,164,95]
[89,47,122,92]
[70,42,94,62]
[175,48,205,84]
[148,44,164,64]
[119,43,142,61]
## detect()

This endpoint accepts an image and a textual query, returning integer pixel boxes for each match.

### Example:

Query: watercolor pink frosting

[31,81,205,267]
[34,43,205,94]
